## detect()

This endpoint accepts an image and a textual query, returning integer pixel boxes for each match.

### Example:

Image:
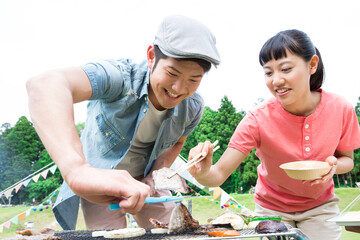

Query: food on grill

[255,219,288,233]
[149,217,169,228]
[206,229,241,237]
[16,228,55,236]
[152,167,189,193]
[210,212,245,230]
[150,228,169,234]
[103,228,146,239]
[168,203,199,233]
[91,230,107,237]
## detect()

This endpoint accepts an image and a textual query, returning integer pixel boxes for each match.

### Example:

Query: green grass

[0,188,359,239]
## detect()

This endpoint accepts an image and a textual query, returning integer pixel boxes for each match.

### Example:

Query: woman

[189,29,360,239]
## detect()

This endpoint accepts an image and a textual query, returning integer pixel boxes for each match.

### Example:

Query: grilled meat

[168,203,199,233]
[152,167,189,194]
[255,219,288,233]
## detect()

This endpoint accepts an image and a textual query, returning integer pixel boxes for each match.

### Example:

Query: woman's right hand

[188,140,214,179]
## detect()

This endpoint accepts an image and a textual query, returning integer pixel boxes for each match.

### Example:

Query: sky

[0,0,359,126]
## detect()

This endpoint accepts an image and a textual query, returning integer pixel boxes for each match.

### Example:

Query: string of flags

[0,164,59,233]
[0,164,57,199]
[0,189,59,233]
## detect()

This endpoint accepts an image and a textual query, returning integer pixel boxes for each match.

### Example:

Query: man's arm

[26,67,150,214]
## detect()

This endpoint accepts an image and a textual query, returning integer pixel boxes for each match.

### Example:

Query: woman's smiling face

[263,50,316,112]
[147,48,205,111]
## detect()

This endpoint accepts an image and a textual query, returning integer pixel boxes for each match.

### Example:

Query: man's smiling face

[147,48,205,110]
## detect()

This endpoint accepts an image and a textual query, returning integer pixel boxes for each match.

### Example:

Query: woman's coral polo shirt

[229,90,360,212]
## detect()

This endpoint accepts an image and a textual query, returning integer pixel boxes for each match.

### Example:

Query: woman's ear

[147,45,155,69]
[310,55,319,75]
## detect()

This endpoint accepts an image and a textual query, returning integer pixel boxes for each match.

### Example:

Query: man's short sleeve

[81,60,126,101]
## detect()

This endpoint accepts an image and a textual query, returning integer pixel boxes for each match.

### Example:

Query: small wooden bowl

[280,161,332,180]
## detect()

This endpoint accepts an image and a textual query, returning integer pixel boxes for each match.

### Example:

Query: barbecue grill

[54,227,309,240]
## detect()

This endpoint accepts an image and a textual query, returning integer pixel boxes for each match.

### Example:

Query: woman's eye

[264,72,272,76]
[282,67,291,72]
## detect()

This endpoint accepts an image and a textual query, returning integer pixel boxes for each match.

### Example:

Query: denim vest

[53,58,204,230]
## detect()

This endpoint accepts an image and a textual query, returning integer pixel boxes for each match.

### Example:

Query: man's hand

[67,164,150,215]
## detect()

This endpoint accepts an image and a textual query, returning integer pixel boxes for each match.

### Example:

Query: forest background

[1,95,360,204]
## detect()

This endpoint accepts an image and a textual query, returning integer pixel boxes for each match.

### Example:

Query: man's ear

[147,45,155,69]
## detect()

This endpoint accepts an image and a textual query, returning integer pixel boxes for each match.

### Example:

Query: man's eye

[168,71,177,77]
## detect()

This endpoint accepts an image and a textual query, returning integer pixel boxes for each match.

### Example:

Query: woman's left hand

[304,156,337,186]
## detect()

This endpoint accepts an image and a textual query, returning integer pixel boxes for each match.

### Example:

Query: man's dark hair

[153,45,211,73]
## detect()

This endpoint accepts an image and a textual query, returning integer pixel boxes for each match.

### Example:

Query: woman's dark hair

[153,45,212,73]
[259,29,325,90]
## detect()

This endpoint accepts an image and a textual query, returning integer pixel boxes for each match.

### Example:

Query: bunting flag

[25,208,31,216]
[4,189,13,199]
[23,178,32,187]
[10,216,19,225]
[0,192,3,198]
[32,173,41,182]
[15,182,23,193]
[40,169,50,179]
[220,190,231,207]
[3,220,11,229]
[18,212,25,221]
[213,187,223,200]
[49,165,57,174]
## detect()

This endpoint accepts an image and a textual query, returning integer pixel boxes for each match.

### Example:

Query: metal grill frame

[54,227,309,240]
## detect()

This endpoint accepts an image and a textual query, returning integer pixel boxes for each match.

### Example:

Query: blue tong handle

[110,196,184,210]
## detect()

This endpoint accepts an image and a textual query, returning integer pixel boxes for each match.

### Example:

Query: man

[26,15,220,230]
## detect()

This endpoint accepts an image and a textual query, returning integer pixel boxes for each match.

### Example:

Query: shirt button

[60,197,63,201]
[144,97,147,101]
[105,132,110,137]
[305,136,310,140]
[130,141,133,144]
[305,124,309,129]
[305,147,311,152]
[110,165,114,169]
[143,109,147,113]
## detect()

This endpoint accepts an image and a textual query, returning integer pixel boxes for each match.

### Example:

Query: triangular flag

[32,174,41,182]
[0,224,3,233]
[18,212,26,221]
[23,178,32,187]
[15,182,23,193]
[10,216,19,225]
[213,187,223,200]
[220,190,231,207]
[3,220,11,229]
[25,208,31,216]
[40,169,50,179]
[4,188,13,199]
[49,165,57,174]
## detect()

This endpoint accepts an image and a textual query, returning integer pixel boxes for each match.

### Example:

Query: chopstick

[168,140,219,178]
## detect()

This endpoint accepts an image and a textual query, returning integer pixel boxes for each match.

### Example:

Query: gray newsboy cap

[153,15,221,67]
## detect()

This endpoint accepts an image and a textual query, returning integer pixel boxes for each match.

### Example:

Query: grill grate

[54,228,308,240]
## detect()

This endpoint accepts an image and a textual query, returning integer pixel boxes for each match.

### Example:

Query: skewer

[168,140,219,178]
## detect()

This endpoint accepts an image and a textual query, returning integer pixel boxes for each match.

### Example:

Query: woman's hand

[305,156,337,186]
[187,140,214,179]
